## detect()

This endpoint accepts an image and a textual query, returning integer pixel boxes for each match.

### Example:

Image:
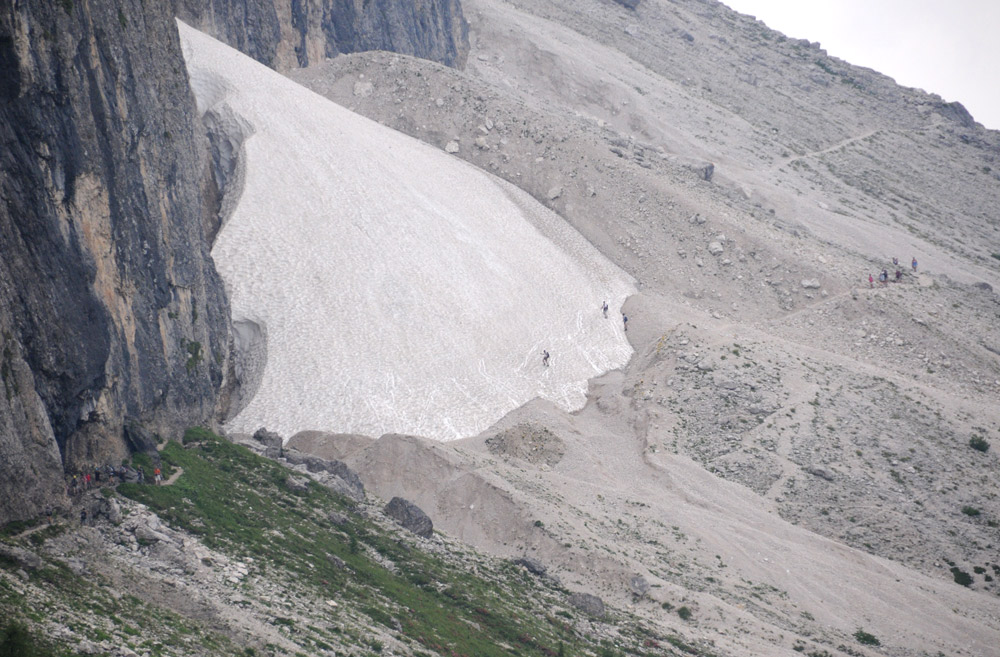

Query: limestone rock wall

[0,0,469,524]
[173,0,469,71]
[0,0,230,523]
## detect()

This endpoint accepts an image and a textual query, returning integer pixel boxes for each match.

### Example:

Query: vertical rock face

[0,0,469,524]
[0,0,230,523]
[173,0,469,71]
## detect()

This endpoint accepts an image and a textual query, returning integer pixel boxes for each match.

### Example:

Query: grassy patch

[117,429,587,657]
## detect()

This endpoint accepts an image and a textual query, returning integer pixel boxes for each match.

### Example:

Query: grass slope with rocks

[1,428,718,657]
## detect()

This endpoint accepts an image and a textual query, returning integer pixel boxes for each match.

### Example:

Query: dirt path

[162,467,184,486]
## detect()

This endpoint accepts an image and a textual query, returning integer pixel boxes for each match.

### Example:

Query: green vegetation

[969,435,991,452]
[114,429,601,657]
[184,341,203,372]
[2,428,712,656]
[961,506,981,517]
[950,566,973,587]
[0,620,40,657]
[852,629,880,646]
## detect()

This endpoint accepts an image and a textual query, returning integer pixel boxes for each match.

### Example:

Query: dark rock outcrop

[0,0,230,523]
[513,557,547,577]
[173,0,470,71]
[281,448,365,501]
[253,428,285,450]
[384,496,433,538]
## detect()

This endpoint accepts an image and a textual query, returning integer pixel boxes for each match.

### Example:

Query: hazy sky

[721,0,1000,130]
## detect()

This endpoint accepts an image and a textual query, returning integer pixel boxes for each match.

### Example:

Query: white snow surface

[178,21,635,441]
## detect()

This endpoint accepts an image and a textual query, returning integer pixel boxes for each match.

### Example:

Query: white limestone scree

[178,21,636,441]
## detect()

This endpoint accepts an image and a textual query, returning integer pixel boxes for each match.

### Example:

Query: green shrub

[951,567,973,587]
[676,606,692,621]
[853,629,880,646]
[0,621,38,657]
[961,506,981,517]
[969,436,990,452]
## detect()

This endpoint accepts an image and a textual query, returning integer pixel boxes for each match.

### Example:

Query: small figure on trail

[602,301,609,318]
[879,269,888,286]
[892,257,899,266]
[45,506,53,525]
[542,350,550,367]
[622,313,629,332]
[911,256,918,272]
[84,473,91,489]
[153,466,162,485]
[868,273,874,288]
[137,466,144,484]
[895,269,902,282]
[80,509,87,526]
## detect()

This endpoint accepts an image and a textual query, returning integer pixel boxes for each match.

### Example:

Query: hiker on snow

[542,350,550,367]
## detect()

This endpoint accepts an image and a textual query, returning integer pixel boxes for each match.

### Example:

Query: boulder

[284,476,310,493]
[513,557,547,577]
[254,428,284,449]
[629,575,650,597]
[707,241,724,255]
[383,497,433,538]
[134,524,172,544]
[801,279,821,289]
[283,450,364,500]
[327,511,349,525]
[445,141,460,154]
[805,466,835,481]
[568,592,605,617]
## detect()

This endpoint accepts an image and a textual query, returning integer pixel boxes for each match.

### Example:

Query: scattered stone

[328,511,349,525]
[568,592,605,617]
[445,141,460,154]
[384,497,433,538]
[708,241,724,255]
[474,136,490,149]
[327,554,347,570]
[353,80,374,97]
[801,279,821,289]
[547,186,563,200]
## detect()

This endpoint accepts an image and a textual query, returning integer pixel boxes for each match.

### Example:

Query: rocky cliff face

[0,0,229,523]
[173,0,469,71]
[0,0,470,525]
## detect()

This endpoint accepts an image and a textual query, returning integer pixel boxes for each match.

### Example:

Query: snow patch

[178,21,636,441]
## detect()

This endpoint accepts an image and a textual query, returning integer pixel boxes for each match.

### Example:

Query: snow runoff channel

[178,21,635,441]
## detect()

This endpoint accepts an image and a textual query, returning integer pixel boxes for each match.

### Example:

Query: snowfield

[178,21,635,440]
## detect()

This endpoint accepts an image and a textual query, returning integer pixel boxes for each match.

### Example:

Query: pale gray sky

[722,0,1000,130]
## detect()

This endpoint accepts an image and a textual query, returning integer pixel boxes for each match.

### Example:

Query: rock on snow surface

[178,22,635,440]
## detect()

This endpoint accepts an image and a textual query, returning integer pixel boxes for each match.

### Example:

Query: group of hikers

[65,462,162,496]
[870,256,917,288]
[541,300,628,367]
